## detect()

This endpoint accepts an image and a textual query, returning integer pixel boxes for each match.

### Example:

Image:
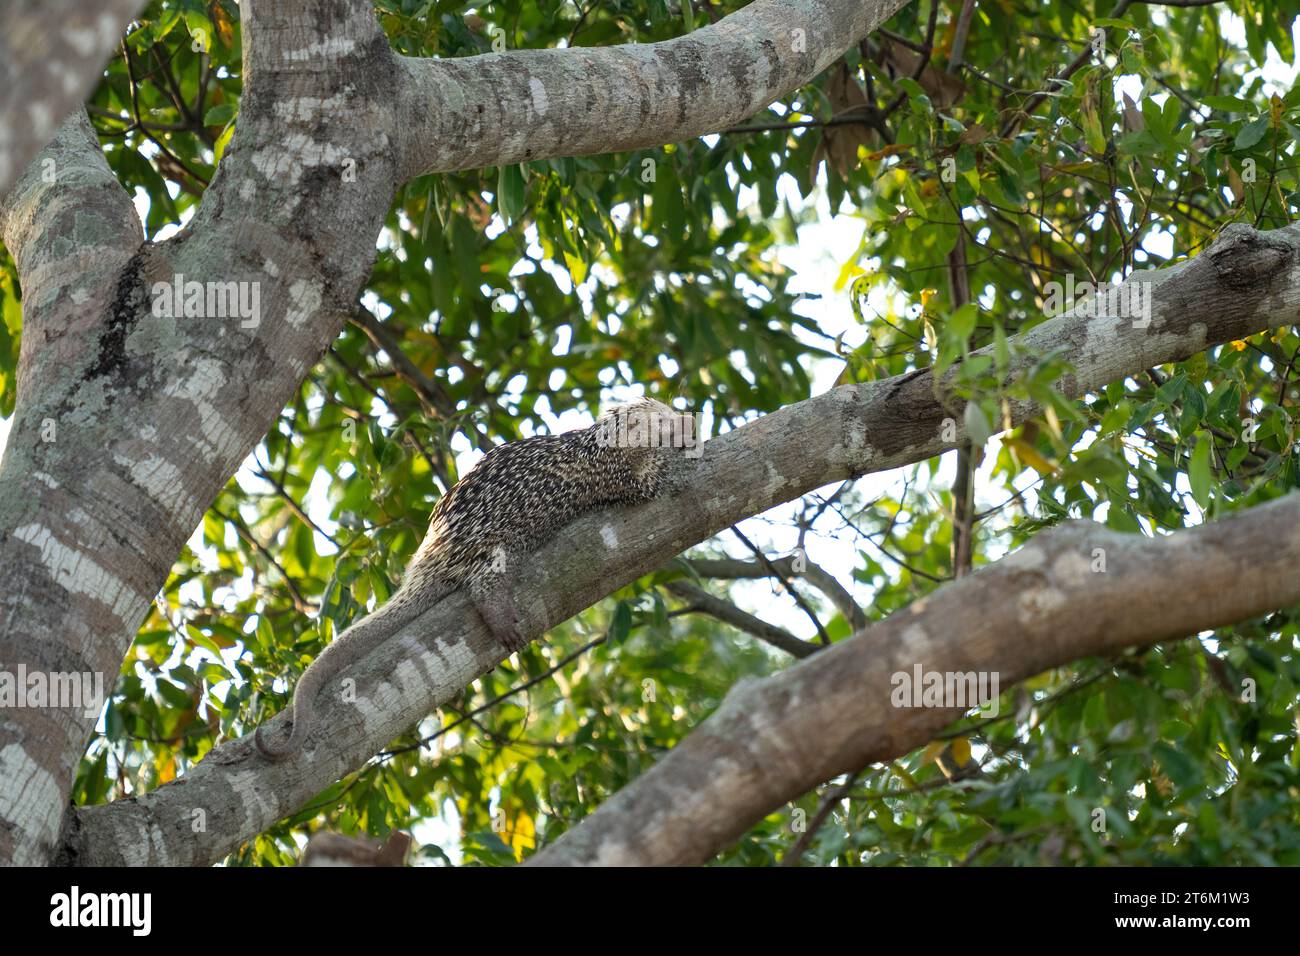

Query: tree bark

[0,0,148,198]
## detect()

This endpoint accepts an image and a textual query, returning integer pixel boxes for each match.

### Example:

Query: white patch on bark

[103,814,172,866]
[164,357,243,463]
[283,36,358,62]
[1050,549,1094,585]
[360,633,480,745]
[252,134,346,184]
[1016,584,1067,625]
[600,525,620,549]
[65,25,103,57]
[528,78,549,117]
[13,523,140,621]
[899,623,931,657]
[33,471,59,489]
[274,94,347,123]
[1003,540,1047,570]
[762,462,789,498]
[145,820,172,865]
[284,279,324,328]
[0,743,66,866]
[831,419,873,469]
[229,768,286,830]
[27,102,54,142]
[115,453,186,518]
[594,840,639,866]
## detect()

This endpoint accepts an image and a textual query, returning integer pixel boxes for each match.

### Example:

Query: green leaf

[1189,437,1213,507]
[607,600,633,644]
[680,0,695,32]
[946,302,978,342]
[963,401,993,447]
[1234,115,1269,150]
[1153,743,1202,791]
[184,11,211,52]
[204,104,237,126]
[497,164,527,224]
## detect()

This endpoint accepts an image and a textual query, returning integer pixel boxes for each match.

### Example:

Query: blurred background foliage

[1,0,1298,865]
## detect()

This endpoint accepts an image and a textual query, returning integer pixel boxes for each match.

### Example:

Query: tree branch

[530,491,1300,865]
[685,555,867,631]
[392,0,914,178]
[665,580,819,658]
[0,0,147,197]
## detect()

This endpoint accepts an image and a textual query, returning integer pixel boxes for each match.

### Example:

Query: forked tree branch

[392,0,913,177]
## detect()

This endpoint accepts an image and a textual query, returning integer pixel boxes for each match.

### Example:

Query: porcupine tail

[254,583,440,762]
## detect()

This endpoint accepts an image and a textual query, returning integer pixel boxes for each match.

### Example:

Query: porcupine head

[590,396,698,490]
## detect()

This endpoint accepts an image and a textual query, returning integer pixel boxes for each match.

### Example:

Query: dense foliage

[3,0,1298,865]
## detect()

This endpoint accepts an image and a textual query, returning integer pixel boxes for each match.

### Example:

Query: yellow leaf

[1271,93,1284,129]
[1229,339,1248,351]
[834,259,865,292]
[1005,436,1059,475]
[214,121,236,164]
[562,251,587,285]
[919,288,938,310]
[209,1,235,47]
[1227,164,1245,204]
[504,809,535,861]
[1152,770,1173,797]
[890,760,919,787]
[866,143,910,162]
[920,741,946,764]
[1043,405,1063,443]
[950,737,972,767]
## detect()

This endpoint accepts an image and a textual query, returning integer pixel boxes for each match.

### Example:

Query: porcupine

[255,397,695,761]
